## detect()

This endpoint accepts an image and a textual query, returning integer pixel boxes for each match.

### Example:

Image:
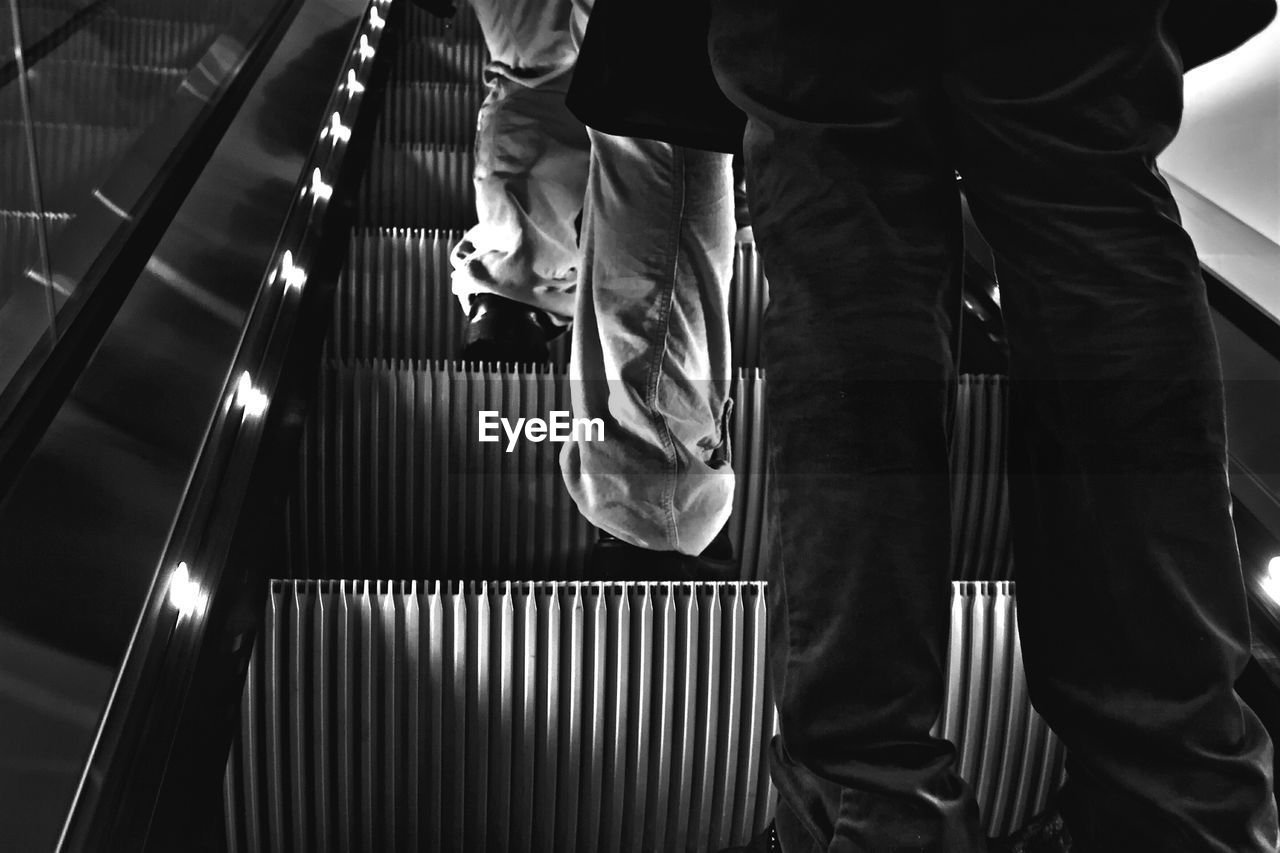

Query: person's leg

[946,3,1277,850]
[450,0,592,329]
[559,129,736,557]
[709,3,986,850]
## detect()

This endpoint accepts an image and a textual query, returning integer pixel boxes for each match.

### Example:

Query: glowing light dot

[168,562,206,618]
[1261,557,1280,605]
[310,168,332,201]
[235,371,269,418]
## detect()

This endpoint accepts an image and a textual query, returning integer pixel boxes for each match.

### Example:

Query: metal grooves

[327,229,767,369]
[391,38,488,86]
[283,361,596,581]
[402,4,485,42]
[328,228,467,362]
[284,367,1010,583]
[356,144,476,229]
[224,581,1060,850]
[0,210,71,308]
[325,228,570,365]
[950,375,1012,581]
[57,17,216,68]
[729,238,768,370]
[375,82,483,147]
[727,369,769,580]
[0,122,134,210]
[18,61,184,126]
[224,580,778,853]
[939,582,1066,837]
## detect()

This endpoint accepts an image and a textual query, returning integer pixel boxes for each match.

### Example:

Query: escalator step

[54,17,217,68]
[390,38,488,86]
[329,229,769,368]
[355,144,475,229]
[223,580,1061,852]
[729,239,767,369]
[284,361,596,582]
[14,61,186,127]
[402,3,485,43]
[0,122,135,211]
[950,375,1013,581]
[375,82,484,148]
[284,362,1011,583]
[0,209,71,312]
[327,228,472,364]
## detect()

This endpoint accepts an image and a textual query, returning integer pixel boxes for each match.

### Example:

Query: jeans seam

[646,146,685,551]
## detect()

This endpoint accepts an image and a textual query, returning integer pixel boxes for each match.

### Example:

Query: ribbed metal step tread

[356,145,476,229]
[284,362,596,581]
[326,228,577,367]
[284,363,1011,583]
[390,38,488,85]
[11,61,185,126]
[951,375,1012,581]
[402,3,485,43]
[0,122,135,211]
[0,210,73,311]
[54,17,217,68]
[375,82,483,147]
[223,580,1060,852]
[329,229,770,368]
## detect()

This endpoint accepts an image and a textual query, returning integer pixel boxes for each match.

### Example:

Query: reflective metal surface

[0,0,384,847]
[0,0,274,436]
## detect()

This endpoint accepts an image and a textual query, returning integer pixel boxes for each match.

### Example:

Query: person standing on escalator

[412,0,741,577]
[700,0,1280,850]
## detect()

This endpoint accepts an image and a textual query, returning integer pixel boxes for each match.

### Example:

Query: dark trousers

[707,2,1278,850]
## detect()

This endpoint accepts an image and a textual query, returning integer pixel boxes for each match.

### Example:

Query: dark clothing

[705,1,1277,851]
[567,0,1275,153]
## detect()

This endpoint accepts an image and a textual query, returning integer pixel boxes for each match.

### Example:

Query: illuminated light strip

[310,168,332,202]
[168,562,209,618]
[1263,557,1280,606]
[321,111,351,143]
[278,250,307,291]
[235,371,270,418]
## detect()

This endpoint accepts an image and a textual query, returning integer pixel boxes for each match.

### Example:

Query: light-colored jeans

[559,130,736,556]
[456,0,737,555]
[450,0,591,325]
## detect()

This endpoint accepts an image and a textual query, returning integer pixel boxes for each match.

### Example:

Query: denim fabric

[456,0,738,552]
[450,0,593,324]
[708,1,1278,851]
[559,130,736,556]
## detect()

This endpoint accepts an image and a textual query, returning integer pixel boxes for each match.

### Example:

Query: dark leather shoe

[990,807,1072,853]
[459,294,552,365]
[586,527,739,581]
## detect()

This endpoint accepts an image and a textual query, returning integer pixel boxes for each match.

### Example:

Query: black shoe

[586,527,739,581]
[718,822,777,852]
[459,294,552,365]
[990,807,1072,853]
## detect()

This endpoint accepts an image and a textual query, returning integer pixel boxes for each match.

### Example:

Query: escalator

[1,1,1278,850]
[219,5,1060,851]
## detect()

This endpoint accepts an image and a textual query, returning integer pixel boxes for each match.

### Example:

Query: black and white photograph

[0,0,1278,850]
